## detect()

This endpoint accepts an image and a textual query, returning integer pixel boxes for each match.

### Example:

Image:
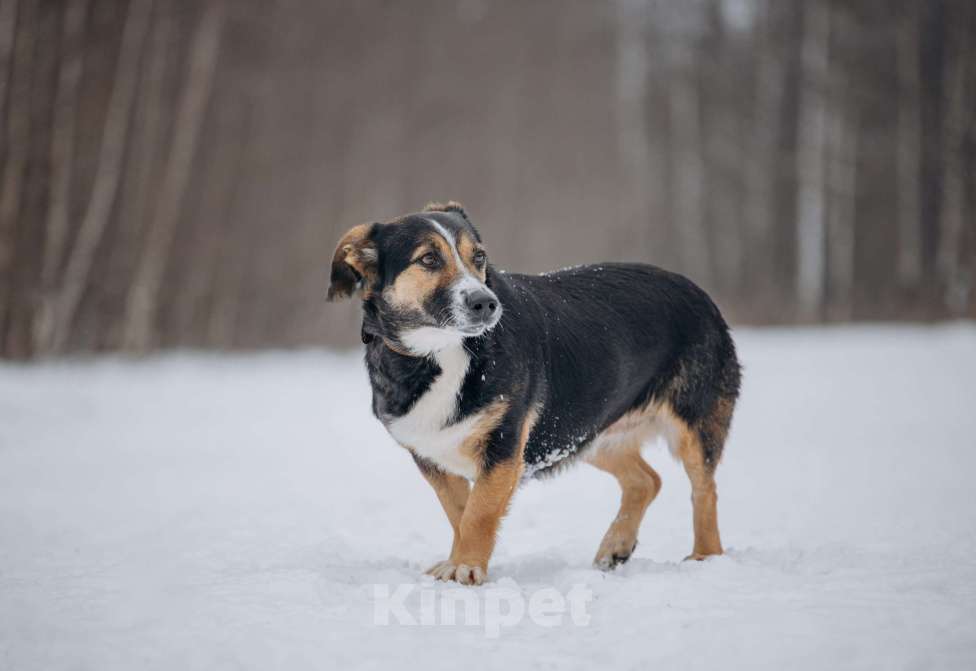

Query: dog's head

[328,202,502,355]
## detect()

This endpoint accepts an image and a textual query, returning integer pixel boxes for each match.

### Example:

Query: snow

[2,324,975,670]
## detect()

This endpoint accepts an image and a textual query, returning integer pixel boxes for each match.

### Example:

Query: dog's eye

[473,250,487,266]
[419,252,440,268]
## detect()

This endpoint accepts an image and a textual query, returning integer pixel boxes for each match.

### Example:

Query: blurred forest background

[0,0,973,358]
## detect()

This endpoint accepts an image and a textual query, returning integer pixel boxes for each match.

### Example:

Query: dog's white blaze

[387,343,481,479]
[426,218,501,332]
[427,218,469,276]
[429,219,479,324]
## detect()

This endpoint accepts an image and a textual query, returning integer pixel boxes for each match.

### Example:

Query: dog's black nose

[465,290,498,320]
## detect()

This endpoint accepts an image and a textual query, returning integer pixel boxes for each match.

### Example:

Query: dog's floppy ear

[424,200,469,222]
[328,223,378,301]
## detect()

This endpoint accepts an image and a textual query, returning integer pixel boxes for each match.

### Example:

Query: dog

[328,202,741,585]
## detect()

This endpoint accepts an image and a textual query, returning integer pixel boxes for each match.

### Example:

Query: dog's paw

[593,551,634,571]
[454,564,486,585]
[425,560,486,585]
[593,538,637,571]
[425,560,458,581]
[683,550,721,562]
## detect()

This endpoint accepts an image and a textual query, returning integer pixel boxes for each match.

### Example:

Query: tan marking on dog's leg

[449,457,521,585]
[676,424,724,559]
[417,467,470,576]
[443,409,536,585]
[588,443,661,570]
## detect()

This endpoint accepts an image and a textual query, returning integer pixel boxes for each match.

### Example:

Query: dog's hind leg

[587,443,662,570]
[675,421,724,560]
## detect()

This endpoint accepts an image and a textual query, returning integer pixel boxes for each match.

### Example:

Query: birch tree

[614,0,653,254]
[795,1,831,321]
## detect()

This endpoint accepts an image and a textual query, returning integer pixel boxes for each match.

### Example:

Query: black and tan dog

[328,202,741,585]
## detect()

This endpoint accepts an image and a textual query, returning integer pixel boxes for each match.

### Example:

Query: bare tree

[896,1,922,286]
[171,80,246,344]
[743,0,786,307]
[33,0,89,352]
[702,0,744,292]
[825,9,856,321]
[937,3,972,315]
[795,1,831,321]
[668,18,710,286]
[0,0,33,351]
[48,0,153,353]
[614,0,653,253]
[121,1,223,351]
[0,0,19,132]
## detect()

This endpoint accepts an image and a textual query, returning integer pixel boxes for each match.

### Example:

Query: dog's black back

[367,261,740,477]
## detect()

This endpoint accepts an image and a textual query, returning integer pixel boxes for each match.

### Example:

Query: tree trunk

[101,2,171,350]
[121,1,224,351]
[746,0,784,304]
[702,0,742,294]
[918,0,946,290]
[172,87,244,344]
[33,0,89,353]
[795,1,830,321]
[50,0,152,353]
[937,3,971,315]
[0,0,19,140]
[669,44,710,286]
[614,0,653,255]
[895,2,922,286]
[825,12,856,321]
[0,0,32,356]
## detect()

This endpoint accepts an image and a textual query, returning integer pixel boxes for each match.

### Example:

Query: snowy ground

[1,325,975,670]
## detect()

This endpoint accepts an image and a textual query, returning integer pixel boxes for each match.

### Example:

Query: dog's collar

[361,323,417,358]
[380,337,416,357]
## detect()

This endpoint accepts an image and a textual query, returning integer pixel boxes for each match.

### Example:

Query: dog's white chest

[386,345,481,479]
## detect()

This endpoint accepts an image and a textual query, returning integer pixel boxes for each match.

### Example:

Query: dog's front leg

[445,455,523,585]
[419,457,520,586]
[442,407,536,585]
[412,455,470,576]
[421,409,536,585]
